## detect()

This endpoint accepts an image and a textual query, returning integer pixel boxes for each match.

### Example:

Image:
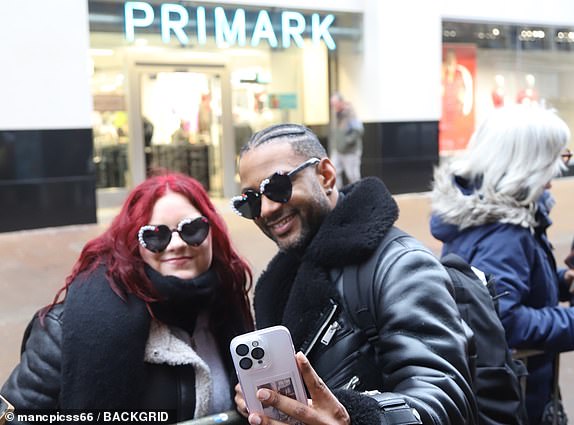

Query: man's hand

[247,352,350,425]
[234,383,249,418]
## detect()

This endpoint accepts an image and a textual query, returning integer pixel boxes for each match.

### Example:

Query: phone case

[0,394,14,425]
[230,325,307,424]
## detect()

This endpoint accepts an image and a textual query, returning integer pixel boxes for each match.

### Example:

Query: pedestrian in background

[430,105,574,425]
[1,172,253,423]
[330,93,363,188]
[231,123,477,425]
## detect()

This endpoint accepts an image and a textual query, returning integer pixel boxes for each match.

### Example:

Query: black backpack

[343,227,528,425]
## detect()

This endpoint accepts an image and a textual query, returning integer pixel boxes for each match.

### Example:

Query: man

[330,93,363,188]
[231,124,477,425]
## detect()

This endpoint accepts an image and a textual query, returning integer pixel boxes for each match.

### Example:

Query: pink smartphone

[230,326,307,424]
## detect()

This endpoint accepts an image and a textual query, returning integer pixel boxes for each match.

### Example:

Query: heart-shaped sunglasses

[138,216,210,253]
[230,158,320,219]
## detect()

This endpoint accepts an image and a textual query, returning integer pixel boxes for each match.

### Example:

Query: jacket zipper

[321,321,340,345]
[303,303,338,356]
[342,375,360,390]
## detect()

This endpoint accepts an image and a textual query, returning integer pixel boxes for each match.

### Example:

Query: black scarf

[254,177,399,350]
[147,266,220,336]
[61,265,220,409]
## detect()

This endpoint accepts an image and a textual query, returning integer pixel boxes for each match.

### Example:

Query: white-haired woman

[430,105,574,425]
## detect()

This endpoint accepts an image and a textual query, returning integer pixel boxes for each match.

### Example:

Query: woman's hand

[247,352,350,425]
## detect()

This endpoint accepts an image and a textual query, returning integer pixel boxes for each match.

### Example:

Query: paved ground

[1,177,573,415]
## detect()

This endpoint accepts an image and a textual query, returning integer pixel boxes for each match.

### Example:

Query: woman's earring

[326,188,333,196]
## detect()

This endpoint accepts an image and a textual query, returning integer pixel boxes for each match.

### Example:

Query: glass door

[139,69,223,195]
[127,58,234,198]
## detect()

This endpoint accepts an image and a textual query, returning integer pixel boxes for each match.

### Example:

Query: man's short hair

[239,123,327,159]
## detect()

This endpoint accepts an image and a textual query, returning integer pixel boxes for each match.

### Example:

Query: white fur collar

[431,163,537,230]
[144,320,212,417]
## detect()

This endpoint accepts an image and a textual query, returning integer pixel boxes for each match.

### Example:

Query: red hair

[46,171,253,329]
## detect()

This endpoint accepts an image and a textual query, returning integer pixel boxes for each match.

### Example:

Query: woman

[430,105,574,424]
[1,172,254,422]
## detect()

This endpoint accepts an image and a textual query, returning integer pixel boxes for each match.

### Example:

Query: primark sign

[124,2,337,50]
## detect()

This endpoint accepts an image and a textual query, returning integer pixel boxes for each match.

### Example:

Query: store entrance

[129,62,233,198]
[137,67,224,195]
[93,54,236,207]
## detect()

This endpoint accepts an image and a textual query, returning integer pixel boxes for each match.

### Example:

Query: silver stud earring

[326,188,333,196]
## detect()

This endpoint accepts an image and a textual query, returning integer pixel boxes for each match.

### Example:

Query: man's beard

[279,219,315,255]
[279,190,332,254]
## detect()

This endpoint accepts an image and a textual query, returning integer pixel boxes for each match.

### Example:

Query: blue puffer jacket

[430,179,574,424]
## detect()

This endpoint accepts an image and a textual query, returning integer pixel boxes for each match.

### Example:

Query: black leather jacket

[254,178,477,425]
[1,305,203,422]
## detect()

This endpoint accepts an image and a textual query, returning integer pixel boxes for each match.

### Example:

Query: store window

[90,46,129,189]
[228,45,317,161]
[440,20,574,173]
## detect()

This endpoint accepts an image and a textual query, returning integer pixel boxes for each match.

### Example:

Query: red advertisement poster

[440,44,476,153]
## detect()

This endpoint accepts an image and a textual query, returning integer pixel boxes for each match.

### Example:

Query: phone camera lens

[236,344,249,356]
[251,347,264,360]
[239,357,253,370]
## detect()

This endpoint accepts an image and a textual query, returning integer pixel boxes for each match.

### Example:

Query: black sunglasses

[231,157,320,219]
[138,216,210,253]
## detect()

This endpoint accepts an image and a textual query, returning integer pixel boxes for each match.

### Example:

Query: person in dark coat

[330,93,363,188]
[1,172,254,423]
[230,123,477,425]
[430,105,574,424]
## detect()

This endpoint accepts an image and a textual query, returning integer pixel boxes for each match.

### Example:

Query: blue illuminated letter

[125,1,154,42]
[281,11,305,48]
[251,10,278,48]
[196,7,207,45]
[214,7,246,47]
[161,4,189,44]
[312,14,336,50]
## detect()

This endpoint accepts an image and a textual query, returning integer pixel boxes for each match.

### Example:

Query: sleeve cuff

[332,389,422,425]
[333,389,383,425]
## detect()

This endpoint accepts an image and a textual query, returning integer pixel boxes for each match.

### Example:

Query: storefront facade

[88,1,361,202]
[1,0,573,232]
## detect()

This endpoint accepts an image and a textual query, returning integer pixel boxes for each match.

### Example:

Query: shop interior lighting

[227,48,267,57]
[477,30,499,40]
[90,48,114,56]
[519,29,546,40]
[443,21,574,49]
